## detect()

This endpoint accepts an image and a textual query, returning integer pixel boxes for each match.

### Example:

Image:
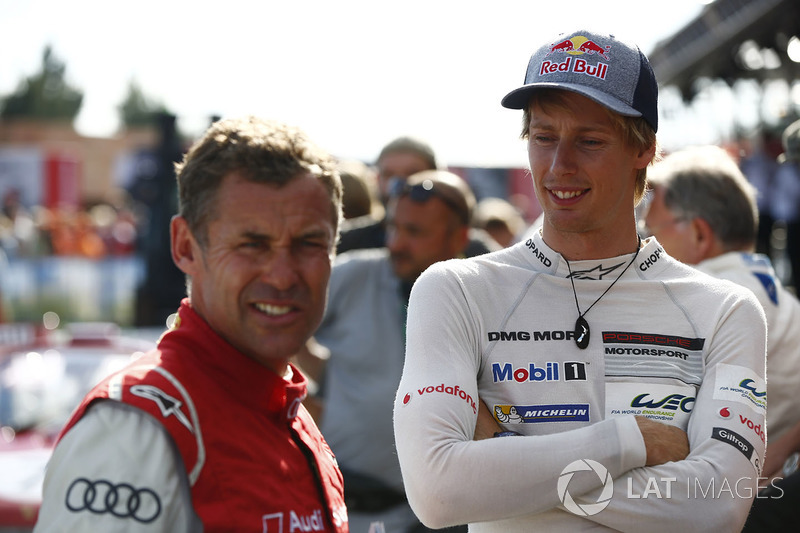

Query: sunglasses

[389,179,470,225]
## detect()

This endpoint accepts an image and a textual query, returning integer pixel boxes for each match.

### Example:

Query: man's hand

[635,416,689,466]
[474,400,503,440]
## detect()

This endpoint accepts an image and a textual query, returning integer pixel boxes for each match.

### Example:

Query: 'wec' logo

[631,393,694,413]
[739,379,766,398]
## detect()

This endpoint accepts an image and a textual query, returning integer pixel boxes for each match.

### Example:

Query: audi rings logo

[65,478,162,523]
[557,459,614,516]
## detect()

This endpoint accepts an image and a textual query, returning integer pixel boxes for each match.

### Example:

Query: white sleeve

[34,400,202,533]
[582,290,768,532]
[393,266,647,529]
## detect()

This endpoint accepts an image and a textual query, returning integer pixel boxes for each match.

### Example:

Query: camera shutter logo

[557,459,614,516]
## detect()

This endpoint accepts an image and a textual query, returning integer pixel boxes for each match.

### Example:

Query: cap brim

[501,82,643,119]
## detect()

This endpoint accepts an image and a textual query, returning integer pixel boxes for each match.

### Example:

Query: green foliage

[0,45,83,122]
[118,79,167,128]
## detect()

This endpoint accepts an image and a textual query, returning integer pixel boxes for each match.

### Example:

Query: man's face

[386,195,466,282]
[377,152,434,200]
[171,171,336,374]
[527,92,653,248]
[642,187,698,264]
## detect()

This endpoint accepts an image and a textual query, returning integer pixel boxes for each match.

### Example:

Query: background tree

[118,79,168,129]
[0,45,83,123]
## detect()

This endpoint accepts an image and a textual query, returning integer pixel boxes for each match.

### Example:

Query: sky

[0,0,713,168]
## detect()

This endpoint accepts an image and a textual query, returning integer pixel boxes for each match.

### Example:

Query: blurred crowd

[0,189,141,260]
[725,128,800,291]
[3,128,797,292]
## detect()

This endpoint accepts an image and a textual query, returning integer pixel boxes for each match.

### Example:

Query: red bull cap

[501,29,658,132]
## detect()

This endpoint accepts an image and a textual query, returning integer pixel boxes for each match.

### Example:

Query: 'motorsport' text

[604,346,691,360]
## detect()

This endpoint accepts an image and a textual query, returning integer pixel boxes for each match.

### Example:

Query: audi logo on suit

[65,477,162,523]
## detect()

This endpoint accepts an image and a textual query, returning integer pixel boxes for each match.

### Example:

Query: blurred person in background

[338,136,499,258]
[300,170,473,533]
[337,136,436,253]
[337,158,380,221]
[644,143,800,532]
[0,188,40,257]
[472,196,527,248]
[772,118,800,291]
[35,117,348,532]
[738,130,782,261]
[643,144,800,445]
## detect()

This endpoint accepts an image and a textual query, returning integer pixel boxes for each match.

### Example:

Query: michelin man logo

[557,459,614,516]
[495,405,522,423]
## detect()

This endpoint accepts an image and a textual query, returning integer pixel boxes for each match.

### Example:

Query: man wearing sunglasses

[301,170,474,533]
[337,137,499,258]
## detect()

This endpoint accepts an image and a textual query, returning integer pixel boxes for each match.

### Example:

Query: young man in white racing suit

[393,29,767,532]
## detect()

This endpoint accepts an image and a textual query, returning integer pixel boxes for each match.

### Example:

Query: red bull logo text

[540,56,608,80]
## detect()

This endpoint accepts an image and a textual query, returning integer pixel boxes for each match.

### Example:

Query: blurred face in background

[386,193,468,283]
[376,151,435,202]
[641,187,699,264]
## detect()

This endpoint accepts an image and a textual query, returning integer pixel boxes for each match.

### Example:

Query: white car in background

[0,321,156,531]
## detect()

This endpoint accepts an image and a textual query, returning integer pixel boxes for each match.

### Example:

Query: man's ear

[689,217,717,261]
[635,143,658,169]
[171,215,199,275]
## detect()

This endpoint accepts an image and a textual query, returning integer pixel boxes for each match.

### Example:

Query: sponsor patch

[130,384,193,432]
[713,363,766,413]
[494,403,590,423]
[602,331,704,350]
[602,331,704,385]
[66,478,161,523]
[737,414,766,445]
[524,238,553,267]
[711,426,761,474]
[401,383,477,414]
[606,383,695,429]
[491,361,587,383]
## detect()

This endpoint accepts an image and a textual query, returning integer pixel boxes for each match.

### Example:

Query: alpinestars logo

[567,262,623,280]
[130,384,193,432]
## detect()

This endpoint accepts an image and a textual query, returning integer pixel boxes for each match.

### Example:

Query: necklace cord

[565,236,642,319]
